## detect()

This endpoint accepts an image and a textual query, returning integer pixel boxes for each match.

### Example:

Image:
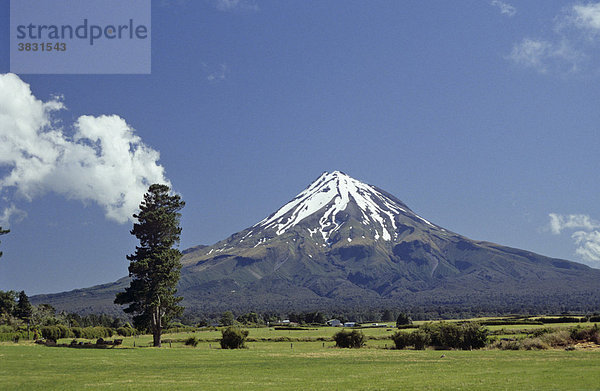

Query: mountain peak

[36,171,600,316]
[253,170,434,242]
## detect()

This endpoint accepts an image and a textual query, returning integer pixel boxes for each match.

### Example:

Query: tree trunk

[152,306,162,347]
[153,329,161,347]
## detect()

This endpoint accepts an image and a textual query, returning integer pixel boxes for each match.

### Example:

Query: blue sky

[1,0,599,295]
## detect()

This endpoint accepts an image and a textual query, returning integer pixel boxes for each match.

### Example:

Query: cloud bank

[547,213,600,268]
[509,2,600,74]
[0,73,170,226]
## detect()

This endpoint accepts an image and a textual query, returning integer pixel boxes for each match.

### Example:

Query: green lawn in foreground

[1,343,599,390]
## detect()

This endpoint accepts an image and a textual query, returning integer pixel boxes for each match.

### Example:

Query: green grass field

[2,330,600,390]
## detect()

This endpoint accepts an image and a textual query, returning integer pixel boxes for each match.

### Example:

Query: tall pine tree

[115,184,185,347]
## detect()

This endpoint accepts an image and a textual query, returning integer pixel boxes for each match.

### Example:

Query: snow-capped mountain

[172,171,599,312]
[253,171,434,242]
[33,171,600,315]
[185,171,449,259]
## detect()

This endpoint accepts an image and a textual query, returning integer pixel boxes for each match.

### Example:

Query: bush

[521,338,549,350]
[570,324,599,343]
[491,339,521,350]
[80,326,113,339]
[0,325,14,333]
[420,322,461,349]
[540,330,572,347]
[460,322,488,350]
[530,328,551,338]
[117,326,135,337]
[185,337,199,347]
[411,329,429,350]
[71,327,83,338]
[41,325,71,341]
[393,322,487,350]
[220,327,249,349]
[391,331,411,349]
[333,329,365,348]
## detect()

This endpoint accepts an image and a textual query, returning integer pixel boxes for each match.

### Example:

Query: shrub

[394,322,487,350]
[540,330,572,347]
[73,327,90,338]
[0,325,14,333]
[185,337,199,347]
[421,322,461,349]
[391,331,411,349]
[530,328,551,338]
[460,322,488,350]
[570,324,599,343]
[40,326,58,341]
[521,338,549,350]
[333,329,365,348]
[491,339,521,350]
[220,327,249,349]
[117,326,135,337]
[41,326,71,341]
[411,329,429,350]
[80,326,113,339]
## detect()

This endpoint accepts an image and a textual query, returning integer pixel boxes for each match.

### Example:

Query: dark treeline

[1,290,135,342]
[4,289,600,341]
[181,308,600,328]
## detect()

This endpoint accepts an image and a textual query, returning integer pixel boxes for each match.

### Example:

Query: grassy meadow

[1,321,600,390]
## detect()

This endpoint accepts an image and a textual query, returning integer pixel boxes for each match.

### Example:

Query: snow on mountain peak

[254,171,433,241]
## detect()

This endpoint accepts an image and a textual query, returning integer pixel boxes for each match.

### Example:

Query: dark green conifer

[14,290,33,321]
[115,184,185,347]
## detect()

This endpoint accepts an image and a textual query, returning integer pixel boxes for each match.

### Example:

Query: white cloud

[508,2,600,75]
[0,73,170,225]
[509,39,553,73]
[571,3,600,32]
[572,231,600,267]
[508,38,583,74]
[548,213,600,234]
[546,213,600,268]
[0,204,26,228]
[491,0,516,17]
[215,0,258,12]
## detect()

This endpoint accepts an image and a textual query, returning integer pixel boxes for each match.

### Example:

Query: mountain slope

[33,171,600,315]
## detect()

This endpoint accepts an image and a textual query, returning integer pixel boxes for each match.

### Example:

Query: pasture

[1,322,600,390]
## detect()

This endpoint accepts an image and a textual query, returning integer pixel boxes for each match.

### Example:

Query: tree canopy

[115,184,185,347]
[14,291,33,322]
